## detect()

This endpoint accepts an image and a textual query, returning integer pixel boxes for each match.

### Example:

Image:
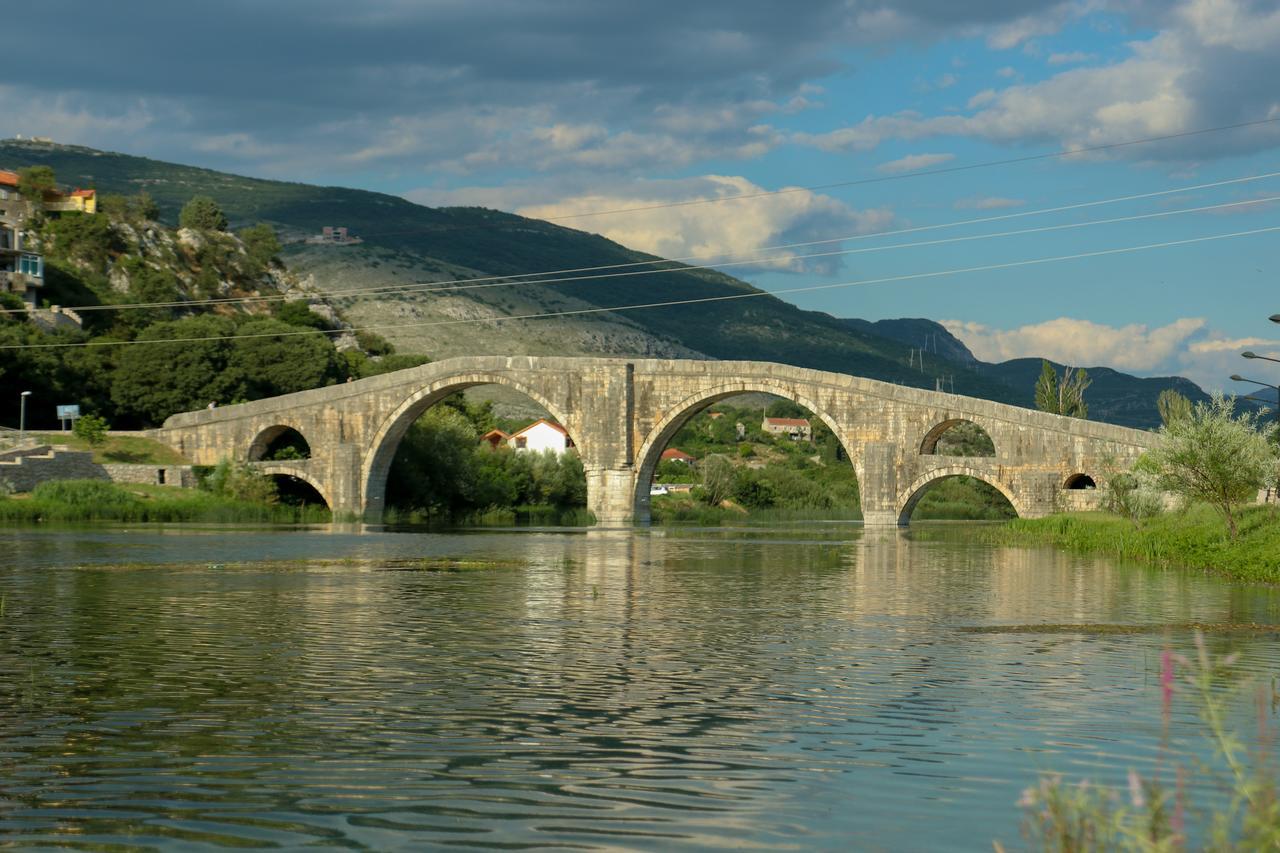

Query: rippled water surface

[1,523,1278,850]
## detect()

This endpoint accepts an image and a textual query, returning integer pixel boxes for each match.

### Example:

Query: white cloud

[414,175,894,275]
[0,84,158,147]
[953,196,1026,210]
[797,0,1280,161]
[1189,336,1280,354]
[942,316,1207,371]
[985,2,1086,49]
[1180,334,1280,393]
[967,88,998,109]
[939,316,1280,393]
[876,152,955,173]
[1047,50,1097,65]
[996,66,1018,78]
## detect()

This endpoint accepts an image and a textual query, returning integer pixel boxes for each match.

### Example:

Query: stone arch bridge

[154,356,1157,525]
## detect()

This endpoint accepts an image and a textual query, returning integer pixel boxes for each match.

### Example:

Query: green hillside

[0,139,1019,398]
[0,138,1210,428]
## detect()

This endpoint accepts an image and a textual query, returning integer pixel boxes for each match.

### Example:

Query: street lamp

[18,390,32,443]
[1230,374,1280,422]
[1242,351,1280,365]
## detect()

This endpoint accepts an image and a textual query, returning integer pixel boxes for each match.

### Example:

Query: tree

[228,318,342,398]
[1100,455,1163,526]
[111,315,243,425]
[1147,393,1278,538]
[239,222,281,269]
[1157,389,1192,426]
[179,195,228,232]
[17,166,57,201]
[273,300,329,330]
[72,413,109,447]
[1034,360,1090,418]
[700,453,735,505]
[133,192,160,222]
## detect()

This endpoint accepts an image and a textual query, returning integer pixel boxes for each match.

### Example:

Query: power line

[5,223,1275,351]
[354,116,1280,234]
[362,168,1280,288]
[18,174,1280,315]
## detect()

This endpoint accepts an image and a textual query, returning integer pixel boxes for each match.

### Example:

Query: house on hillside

[0,172,42,307]
[660,448,695,464]
[507,419,575,454]
[479,429,510,450]
[762,416,811,441]
[306,226,363,245]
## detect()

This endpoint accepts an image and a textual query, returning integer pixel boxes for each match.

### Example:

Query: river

[1,523,1277,850]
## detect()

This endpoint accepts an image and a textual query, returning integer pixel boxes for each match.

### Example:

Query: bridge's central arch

[631,381,861,523]
[361,372,584,523]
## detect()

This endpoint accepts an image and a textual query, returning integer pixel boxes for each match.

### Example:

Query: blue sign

[56,404,80,420]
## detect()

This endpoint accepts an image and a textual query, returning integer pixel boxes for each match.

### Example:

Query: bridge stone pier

[154,356,1158,525]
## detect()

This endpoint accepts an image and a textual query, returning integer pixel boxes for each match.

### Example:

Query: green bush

[71,413,109,447]
[30,480,142,511]
[179,195,228,232]
[202,459,278,505]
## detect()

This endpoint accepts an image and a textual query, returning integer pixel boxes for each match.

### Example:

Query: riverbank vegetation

[983,506,1280,583]
[1005,634,1280,850]
[989,393,1280,581]
[0,478,331,524]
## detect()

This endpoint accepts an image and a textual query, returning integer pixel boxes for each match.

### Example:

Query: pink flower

[1161,647,1175,711]
[1128,769,1145,808]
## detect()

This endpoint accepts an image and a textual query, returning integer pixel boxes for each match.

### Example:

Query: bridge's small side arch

[919,418,996,456]
[632,381,859,519]
[361,372,577,522]
[896,465,1025,525]
[248,423,312,461]
[256,464,332,509]
[1064,473,1097,489]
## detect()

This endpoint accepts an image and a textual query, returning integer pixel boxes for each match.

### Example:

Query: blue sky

[2,0,1278,391]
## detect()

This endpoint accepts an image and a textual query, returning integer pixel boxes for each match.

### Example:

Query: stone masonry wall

[0,446,196,492]
[155,356,1162,525]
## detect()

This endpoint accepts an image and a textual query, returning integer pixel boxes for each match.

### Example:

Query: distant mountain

[0,138,1217,429]
[975,360,1215,429]
[837,317,1222,428]
[839,318,978,365]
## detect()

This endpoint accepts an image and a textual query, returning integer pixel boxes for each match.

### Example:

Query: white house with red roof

[660,447,695,464]
[507,419,576,454]
[762,416,812,441]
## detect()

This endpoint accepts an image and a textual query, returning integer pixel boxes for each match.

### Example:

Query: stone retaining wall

[0,446,195,492]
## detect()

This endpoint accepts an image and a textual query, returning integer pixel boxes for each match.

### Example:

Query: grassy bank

[982,504,1280,583]
[25,432,188,465]
[0,480,332,524]
[383,503,594,527]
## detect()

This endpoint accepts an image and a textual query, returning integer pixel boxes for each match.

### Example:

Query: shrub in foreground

[1003,633,1279,851]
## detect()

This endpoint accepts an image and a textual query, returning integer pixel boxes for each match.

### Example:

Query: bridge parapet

[155,356,1158,525]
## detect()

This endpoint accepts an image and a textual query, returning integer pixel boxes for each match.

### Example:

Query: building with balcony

[0,171,44,307]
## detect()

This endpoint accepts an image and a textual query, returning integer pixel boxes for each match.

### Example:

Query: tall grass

[982,504,1280,583]
[0,480,332,524]
[1003,633,1280,851]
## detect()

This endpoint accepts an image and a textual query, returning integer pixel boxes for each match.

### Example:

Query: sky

[3,0,1279,393]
